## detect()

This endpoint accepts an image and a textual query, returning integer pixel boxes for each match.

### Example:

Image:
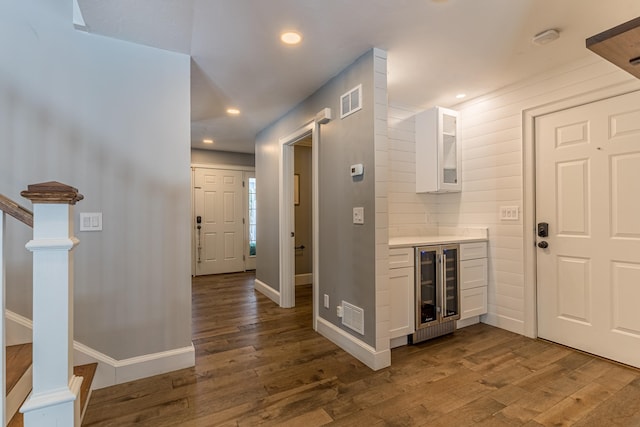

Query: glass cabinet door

[416,248,438,327]
[441,112,458,186]
[441,245,460,319]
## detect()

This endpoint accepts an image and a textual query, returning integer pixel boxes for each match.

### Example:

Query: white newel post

[20,182,84,427]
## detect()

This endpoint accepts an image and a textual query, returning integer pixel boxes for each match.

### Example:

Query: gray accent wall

[0,0,192,360]
[191,149,255,167]
[256,50,377,347]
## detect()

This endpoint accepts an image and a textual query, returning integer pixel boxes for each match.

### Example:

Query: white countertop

[389,235,487,248]
[388,227,488,248]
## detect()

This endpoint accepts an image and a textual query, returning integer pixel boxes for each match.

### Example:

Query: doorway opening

[279,120,319,330]
[293,136,313,288]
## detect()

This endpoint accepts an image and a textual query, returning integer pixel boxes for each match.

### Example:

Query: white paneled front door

[194,168,244,275]
[535,90,640,368]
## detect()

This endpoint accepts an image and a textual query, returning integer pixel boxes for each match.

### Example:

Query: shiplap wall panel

[373,49,391,355]
[387,103,438,236]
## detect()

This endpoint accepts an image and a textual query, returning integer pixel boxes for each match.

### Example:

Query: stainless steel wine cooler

[411,244,460,344]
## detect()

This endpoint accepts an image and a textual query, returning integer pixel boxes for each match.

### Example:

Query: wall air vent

[340,84,362,119]
[341,301,364,335]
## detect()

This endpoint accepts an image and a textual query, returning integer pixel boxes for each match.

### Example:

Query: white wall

[387,56,640,336]
[0,0,192,361]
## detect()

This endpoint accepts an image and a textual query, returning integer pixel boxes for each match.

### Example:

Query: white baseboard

[316,317,390,371]
[482,312,526,336]
[456,316,480,329]
[295,273,312,286]
[390,335,408,349]
[73,341,195,389]
[6,310,195,390]
[6,310,33,345]
[254,278,280,305]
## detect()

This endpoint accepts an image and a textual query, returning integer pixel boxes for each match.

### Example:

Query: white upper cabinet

[415,106,461,193]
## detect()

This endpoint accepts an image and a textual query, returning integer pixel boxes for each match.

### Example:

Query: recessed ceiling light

[456,93,467,99]
[226,108,240,115]
[203,138,213,144]
[280,31,302,45]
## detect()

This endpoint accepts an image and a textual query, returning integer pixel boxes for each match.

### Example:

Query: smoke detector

[533,29,560,45]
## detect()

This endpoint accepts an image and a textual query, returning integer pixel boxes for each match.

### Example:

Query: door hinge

[243,218,245,224]
[243,181,245,187]
[243,255,246,261]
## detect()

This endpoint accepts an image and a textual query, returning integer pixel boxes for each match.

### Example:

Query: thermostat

[350,164,364,177]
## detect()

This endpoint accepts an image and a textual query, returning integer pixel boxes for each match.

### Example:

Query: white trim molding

[254,279,280,305]
[316,318,390,371]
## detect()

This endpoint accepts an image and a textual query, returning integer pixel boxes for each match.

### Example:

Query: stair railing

[0,193,34,425]
[0,182,84,426]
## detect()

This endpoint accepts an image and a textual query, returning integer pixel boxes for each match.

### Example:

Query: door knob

[537,241,549,249]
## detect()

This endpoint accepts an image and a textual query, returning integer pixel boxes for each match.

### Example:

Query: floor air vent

[340,84,362,119]
[341,301,364,335]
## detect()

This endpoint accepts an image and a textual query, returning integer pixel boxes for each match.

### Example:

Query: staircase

[1,183,96,426]
[6,346,96,426]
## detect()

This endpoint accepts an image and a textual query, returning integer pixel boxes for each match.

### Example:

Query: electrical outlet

[353,207,364,224]
[324,294,329,309]
[336,305,343,318]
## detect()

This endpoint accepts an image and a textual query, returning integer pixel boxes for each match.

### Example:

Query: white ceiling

[77,0,640,154]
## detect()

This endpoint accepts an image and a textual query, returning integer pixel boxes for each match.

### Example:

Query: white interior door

[194,168,244,275]
[536,90,640,368]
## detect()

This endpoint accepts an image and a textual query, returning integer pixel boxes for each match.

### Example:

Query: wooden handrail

[0,194,33,228]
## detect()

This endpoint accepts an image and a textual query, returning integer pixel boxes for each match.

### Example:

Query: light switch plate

[80,212,102,231]
[500,206,519,221]
[353,207,364,224]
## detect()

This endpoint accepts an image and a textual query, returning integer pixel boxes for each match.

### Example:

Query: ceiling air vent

[340,84,362,119]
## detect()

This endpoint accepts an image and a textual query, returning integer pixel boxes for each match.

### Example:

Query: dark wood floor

[83,272,640,426]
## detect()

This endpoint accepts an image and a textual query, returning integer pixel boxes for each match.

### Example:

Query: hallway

[83,272,640,426]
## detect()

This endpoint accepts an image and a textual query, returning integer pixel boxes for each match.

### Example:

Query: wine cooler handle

[441,252,447,317]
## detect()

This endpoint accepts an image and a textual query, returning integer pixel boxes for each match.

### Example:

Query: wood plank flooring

[83,272,640,426]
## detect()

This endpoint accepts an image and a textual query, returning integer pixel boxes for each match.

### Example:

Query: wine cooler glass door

[441,245,460,320]
[417,248,439,328]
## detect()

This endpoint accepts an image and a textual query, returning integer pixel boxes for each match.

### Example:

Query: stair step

[6,344,32,396]
[7,362,98,427]
[75,362,98,419]
[6,344,32,426]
